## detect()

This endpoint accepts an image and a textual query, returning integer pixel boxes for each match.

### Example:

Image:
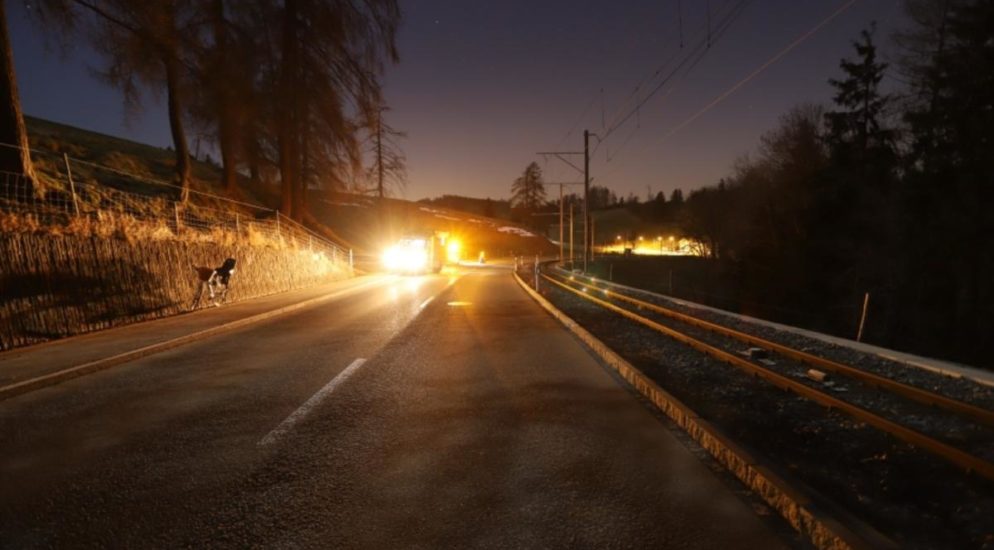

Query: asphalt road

[0,265,794,548]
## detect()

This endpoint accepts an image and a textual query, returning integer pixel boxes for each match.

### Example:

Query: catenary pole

[583,130,590,272]
[559,183,564,262]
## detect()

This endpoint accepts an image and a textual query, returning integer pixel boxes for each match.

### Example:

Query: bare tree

[189,0,255,194]
[27,0,400,217]
[28,0,198,201]
[0,0,36,188]
[274,0,401,221]
[361,103,407,198]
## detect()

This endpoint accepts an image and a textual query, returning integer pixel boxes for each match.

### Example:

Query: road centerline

[258,358,367,446]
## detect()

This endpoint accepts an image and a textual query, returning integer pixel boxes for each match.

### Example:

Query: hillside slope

[22,116,553,258]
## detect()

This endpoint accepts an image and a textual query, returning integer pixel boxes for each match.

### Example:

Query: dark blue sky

[9,0,904,201]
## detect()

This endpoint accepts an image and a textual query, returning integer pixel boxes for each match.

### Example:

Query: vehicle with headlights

[382,235,444,274]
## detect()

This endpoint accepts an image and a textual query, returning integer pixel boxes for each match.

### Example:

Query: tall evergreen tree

[824,25,894,167]
[895,0,994,361]
[820,24,897,305]
[510,162,546,210]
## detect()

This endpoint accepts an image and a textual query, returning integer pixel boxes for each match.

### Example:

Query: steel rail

[556,270,994,428]
[540,272,994,482]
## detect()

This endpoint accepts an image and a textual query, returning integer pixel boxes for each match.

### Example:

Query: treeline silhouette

[662,3,992,366]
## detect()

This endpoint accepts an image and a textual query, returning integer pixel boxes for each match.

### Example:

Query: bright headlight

[446,239,461,263]
[382,242,429,272]
[382,245,403,270]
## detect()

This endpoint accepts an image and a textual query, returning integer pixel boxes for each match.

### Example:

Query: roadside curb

[513,270,895,550]
[0,278,383,402]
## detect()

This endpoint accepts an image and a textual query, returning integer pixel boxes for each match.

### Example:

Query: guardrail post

[63,153,80,217]
[235,212,240,237]
[534,255,539,290]
[174,202,181,234]
[275,210,281,238]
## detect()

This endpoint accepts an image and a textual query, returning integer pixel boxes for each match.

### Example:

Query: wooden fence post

[63,153,80,217]
[856,292,871,342]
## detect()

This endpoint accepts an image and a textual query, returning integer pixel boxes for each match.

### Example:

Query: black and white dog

[191,258,237,310]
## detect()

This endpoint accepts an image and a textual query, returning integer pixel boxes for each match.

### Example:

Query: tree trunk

[293,108,307,221]
[249,157,261,186]
[291,60,308,221]
[376,110,384,199]
[277,0,299,218]
[218,116,238,193]
[0,1,36,191]
[297,127,308,221]
[245,130,262,186]
[212,0,239,194]
[163,44,192,202]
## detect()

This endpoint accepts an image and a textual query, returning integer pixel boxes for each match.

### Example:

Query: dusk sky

[9,0,905,202]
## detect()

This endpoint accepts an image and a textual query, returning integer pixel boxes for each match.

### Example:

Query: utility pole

[559,184,564,262]
[583,130,590,272]
[569,203,574,269]
[591,217,596,262]
[545,182,583,264]
[537,139,592,270]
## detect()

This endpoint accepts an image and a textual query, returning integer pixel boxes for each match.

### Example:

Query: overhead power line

[588,0,741,151]
[597,0,752,148]
[658,0,858,143]
[556,94,599,150]
[595,0,859,185]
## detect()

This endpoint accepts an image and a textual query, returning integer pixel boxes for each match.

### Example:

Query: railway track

[539,266,994,483]
[532,263,994,546]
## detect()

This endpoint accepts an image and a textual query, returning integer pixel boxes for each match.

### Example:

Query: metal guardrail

[540,268,994,482]
[555,267,994,427]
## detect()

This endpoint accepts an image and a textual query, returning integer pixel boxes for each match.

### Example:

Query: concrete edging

[513,270,895,550]
[0,278,382,402]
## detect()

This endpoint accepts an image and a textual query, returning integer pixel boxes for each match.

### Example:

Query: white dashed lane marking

[258,358,367,446]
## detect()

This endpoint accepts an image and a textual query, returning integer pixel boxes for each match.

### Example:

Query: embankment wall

[0,232,351,349]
